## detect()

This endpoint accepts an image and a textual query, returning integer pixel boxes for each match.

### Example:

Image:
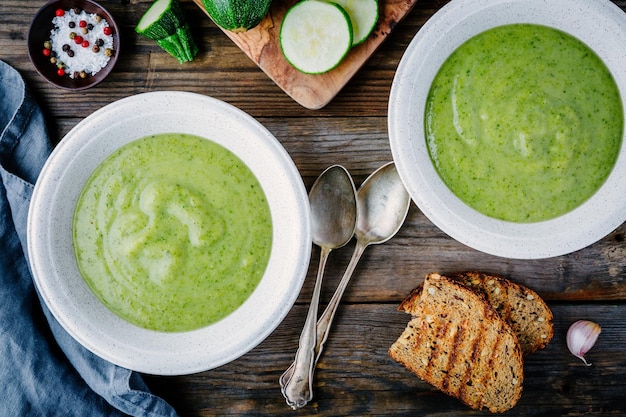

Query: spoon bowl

[310,165,358,249]
[355,162,411,245]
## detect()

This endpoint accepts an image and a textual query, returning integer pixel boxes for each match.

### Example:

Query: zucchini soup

[425,24,623,223]
[73,133,272,332]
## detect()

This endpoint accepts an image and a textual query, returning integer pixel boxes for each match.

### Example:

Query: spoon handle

[278,240,367,403]
[314,240,367,363]
[280,247,331,409]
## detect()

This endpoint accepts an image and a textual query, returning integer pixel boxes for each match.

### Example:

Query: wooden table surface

[3,0,626,415]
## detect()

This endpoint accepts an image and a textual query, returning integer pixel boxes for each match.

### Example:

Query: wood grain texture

[191,0,419,109]
[3,0,626,415]
[144,303,626,416]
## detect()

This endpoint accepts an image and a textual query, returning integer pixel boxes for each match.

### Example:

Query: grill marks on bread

[452,271,553,356]
[389,273,525,413]
[398,271,554,356]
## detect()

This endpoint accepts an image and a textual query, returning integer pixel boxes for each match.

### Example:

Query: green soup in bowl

[425,24,623,223]
[73,133,273,332]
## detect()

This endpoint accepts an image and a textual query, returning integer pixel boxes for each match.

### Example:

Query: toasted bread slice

[398,272,553,356]
[389,273,523,413]
[451,272,553,356]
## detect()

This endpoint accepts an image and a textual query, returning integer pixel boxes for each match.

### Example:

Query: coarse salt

[49,9,114,78]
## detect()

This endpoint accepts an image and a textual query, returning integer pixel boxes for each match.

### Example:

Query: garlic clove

[566,320,601,366]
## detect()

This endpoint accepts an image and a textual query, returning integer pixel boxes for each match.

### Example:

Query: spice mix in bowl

[28,0,119,90]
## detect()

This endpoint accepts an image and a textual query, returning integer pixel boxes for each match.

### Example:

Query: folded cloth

[0,60,179,417]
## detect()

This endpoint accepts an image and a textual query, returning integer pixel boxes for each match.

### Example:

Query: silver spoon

[279,165,357,410]
[280,162,411,409]
[314,162,410,361]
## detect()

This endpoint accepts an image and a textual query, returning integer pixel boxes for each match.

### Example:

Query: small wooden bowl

[28,0,120,90]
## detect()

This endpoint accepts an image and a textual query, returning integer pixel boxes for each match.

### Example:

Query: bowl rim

[388,0,626,259]
[27,91,312,375]
[27,0,120,91]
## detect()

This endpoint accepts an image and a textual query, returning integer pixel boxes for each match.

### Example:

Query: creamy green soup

[426,24,623,222]
[73,133,272,332]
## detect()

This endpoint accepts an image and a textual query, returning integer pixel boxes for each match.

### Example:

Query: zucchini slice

[332,0,379,46]
[136,0,198,63]
[280,0,353,74]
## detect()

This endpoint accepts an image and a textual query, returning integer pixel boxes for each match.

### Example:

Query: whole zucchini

[202,0,272,32]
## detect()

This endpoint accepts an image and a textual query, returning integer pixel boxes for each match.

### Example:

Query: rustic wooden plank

[298,223,626,304]
[144,303,626,416]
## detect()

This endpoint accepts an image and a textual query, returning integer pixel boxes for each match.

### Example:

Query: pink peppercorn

[81,40,89,48]
[57,68,65,76]
[43,48,51,57]
[103,27,112,36]
[74,35,83,44]
[79,20,87,28]
[55,9,64,17]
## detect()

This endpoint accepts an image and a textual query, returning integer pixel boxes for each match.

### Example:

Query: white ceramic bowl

[389,0,626,259]
[27,91,311,375]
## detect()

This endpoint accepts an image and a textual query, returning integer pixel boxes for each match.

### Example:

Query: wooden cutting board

[192,0,419,109]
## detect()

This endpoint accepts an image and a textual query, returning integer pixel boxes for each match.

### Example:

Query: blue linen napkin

[0,60,179,417]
